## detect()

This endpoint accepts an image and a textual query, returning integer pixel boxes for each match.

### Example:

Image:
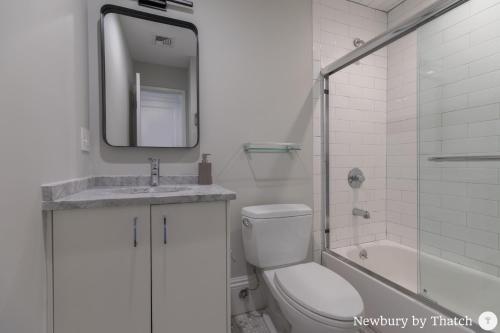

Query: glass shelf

[243,142,301,153]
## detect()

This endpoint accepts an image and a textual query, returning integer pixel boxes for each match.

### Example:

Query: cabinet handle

[163,216,168,244]
[133,217,138,247]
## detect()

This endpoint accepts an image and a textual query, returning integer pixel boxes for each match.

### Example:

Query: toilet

[242,204,364,333]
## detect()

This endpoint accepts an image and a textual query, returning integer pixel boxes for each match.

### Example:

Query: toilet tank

[241,204,312,269]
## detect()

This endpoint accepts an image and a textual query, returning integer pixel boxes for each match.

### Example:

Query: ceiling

[349,0,406,12]
[116,13,197,68]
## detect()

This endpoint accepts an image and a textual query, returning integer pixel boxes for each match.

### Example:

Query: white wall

[134,61,188,91]
[104,13,135,146]
[88,0,313,278]
[312,0,388,250]
[0,0,312,331]
[0,0,91,332]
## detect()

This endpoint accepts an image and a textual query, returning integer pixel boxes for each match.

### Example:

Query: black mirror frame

[100,4,200,148]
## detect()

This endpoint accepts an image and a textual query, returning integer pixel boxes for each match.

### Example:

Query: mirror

[101,6,199,148]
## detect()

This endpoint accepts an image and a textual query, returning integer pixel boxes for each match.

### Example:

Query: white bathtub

[330,240,500,332]
[333,240,418,292]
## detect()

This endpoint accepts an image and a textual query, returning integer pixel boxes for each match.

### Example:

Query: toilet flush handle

[242,217,251,228]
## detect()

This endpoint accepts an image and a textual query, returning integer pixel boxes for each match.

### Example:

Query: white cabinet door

[53,206,151,333]
[151,202,228,333]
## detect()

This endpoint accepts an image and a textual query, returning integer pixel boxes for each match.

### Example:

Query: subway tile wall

[383,1,442,249]
[313,0,500,278]
[418,0,500,277]
[312,0,388,250]
[386,33,418,248]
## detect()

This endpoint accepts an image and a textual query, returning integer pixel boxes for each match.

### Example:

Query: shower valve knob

[348,168,365,189]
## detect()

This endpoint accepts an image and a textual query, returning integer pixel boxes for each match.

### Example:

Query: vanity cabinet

[151,202,227,333]
[53,206,151,333]
[52,202,229,333]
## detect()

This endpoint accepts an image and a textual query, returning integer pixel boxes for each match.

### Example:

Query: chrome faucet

[353,208,370,219]
[149,158,160,187]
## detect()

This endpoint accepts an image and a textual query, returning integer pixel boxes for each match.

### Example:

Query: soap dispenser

[198,154,213,185]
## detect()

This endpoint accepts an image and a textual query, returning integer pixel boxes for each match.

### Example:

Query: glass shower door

[418,0,500,328]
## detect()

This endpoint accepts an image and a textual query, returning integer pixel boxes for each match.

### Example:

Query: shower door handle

[163,216,168,244]
[133,217,138,248]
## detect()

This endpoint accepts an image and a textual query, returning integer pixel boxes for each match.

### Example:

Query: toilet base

[263,280,291,333]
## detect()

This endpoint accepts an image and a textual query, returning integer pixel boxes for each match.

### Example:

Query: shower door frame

[318,0,485,330]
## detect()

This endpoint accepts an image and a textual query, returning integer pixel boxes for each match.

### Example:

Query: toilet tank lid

[242,204,312,219]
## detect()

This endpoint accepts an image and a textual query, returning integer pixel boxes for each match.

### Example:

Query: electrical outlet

[80,127,90,152]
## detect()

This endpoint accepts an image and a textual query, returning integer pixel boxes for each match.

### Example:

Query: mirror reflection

[102,9,198,147]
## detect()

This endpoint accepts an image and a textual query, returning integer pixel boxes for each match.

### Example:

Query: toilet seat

[273,262,363,327]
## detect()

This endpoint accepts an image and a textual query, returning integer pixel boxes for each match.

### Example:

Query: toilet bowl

[241,204,364,333]
[264,262,363,333]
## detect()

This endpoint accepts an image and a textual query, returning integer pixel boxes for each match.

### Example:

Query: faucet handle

[356,173,365,182]
[348,168,365,189]
[149,158,160,186]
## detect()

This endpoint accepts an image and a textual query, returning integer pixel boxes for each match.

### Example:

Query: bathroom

[0,0,499,332]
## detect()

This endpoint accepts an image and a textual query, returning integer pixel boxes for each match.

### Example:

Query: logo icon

[479,312,498,331]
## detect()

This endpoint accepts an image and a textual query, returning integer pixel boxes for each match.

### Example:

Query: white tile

[466,243,500,266]
[421,218,441,234]
[420,206,466,225]
[470,0,500,15]
[469,119,500,137]
[442,167,498,184]
[314,0,390,252]
[467,183,500,200]
[469,86,500,107]
[420,180,467,196]
[442,137,499,154]
[441,251,499,276]
[470,52,500,77]
[467,213,500,233]
[330,238,351,249]
[443,71,500,99]
[421,231,465,255]
[441,223,499,248]
[443,105,499,126]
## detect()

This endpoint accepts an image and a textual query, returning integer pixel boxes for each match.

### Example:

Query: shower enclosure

[319,0,500,330]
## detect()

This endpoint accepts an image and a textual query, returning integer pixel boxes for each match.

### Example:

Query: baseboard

[230,275,267,316]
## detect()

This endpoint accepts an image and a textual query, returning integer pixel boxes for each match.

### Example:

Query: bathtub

[333,240,418,293]
[327,240,500,332]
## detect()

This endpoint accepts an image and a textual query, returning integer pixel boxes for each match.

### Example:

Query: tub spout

[353,208,370,219]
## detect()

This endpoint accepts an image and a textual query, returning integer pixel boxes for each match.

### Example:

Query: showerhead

[353,38,365,48]
[353,38,365,65]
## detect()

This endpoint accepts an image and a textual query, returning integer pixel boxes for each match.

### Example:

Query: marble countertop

[42,176,236,211]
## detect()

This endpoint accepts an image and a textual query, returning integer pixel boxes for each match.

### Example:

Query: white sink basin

[109,186,189,195]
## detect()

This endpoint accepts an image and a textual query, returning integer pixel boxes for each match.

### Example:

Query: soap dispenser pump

[198,153,213,185]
